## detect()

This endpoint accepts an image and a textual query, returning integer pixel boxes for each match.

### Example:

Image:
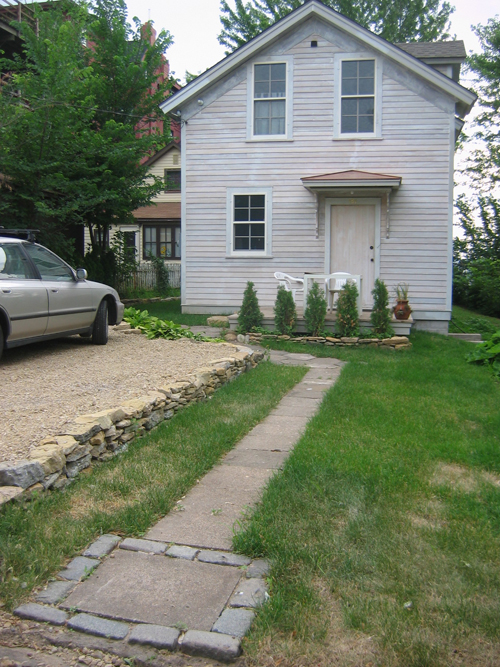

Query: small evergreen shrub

[274,285,296,335]
[238,281,263,333]
[370,278,394,335]
[336,280,359,337]
[304,280,327,336]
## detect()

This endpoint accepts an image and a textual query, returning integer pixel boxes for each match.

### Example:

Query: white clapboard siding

[145,146,181,203]
[181,25,457,315]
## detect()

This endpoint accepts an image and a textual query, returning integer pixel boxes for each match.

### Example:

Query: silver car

[0,233,124,359]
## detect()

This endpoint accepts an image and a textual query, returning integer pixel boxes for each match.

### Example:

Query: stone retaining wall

[0,344,264,506]
[225,332,412,350]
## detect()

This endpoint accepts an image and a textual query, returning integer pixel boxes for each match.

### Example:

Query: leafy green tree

[453,18,500,317]
[219,0,453,52]
[238,281,264,332]
[465,18,500,190]
[453,197,500,317]
[304,280,327,336]
[274,285,296,335]
[0,0,173,262]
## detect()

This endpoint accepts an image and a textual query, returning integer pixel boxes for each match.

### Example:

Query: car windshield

[0,243,37,280]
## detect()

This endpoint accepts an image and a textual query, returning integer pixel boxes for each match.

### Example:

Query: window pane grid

[143,225,181,260]
[341,60,375,134]
[254,63,286,136]
[233,195,266,252]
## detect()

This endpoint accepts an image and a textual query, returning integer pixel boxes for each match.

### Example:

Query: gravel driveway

[0,330,236,464]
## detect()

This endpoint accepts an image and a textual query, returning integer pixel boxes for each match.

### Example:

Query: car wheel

[0,327,3,361]
[92,300,108,345]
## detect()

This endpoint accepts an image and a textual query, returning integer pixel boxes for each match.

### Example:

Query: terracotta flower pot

[394,300,412,320]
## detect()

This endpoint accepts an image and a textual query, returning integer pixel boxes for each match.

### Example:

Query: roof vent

[311,40,318,47]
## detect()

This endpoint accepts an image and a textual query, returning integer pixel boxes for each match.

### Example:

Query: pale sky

[125,0,500,83]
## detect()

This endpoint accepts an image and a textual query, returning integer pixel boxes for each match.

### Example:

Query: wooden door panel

[330,204,375,308]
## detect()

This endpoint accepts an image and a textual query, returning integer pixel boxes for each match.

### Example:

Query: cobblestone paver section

[14,350,344,662]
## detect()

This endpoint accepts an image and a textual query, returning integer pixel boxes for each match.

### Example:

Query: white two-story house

[160,0,475,332]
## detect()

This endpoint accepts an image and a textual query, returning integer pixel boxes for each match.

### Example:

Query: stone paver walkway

[14,350,344,663]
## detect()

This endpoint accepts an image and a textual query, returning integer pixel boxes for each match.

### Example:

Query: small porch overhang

[301,170,402,239]
[301,169,402,192]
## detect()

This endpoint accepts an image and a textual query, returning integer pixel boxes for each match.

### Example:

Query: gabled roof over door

[161,0,476,120]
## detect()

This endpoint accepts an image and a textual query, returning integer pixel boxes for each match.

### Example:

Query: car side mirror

[76,268,88,281]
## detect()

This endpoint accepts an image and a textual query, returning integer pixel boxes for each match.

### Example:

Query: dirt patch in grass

[431,462,500,492]
[245,580,380,667]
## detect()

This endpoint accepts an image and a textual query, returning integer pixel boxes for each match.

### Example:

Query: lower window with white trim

[226,188,273,257]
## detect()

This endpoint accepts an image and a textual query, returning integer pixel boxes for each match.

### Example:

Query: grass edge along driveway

[0,361,306,610]
[235,332,500,667]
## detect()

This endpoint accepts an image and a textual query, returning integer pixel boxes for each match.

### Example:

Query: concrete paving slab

[303,368,341,381]
[212,608,255,638]
[67,613,129,640]
[36,580,76,605]
[128,623,180,650]
[146,466,274,550]
[181,629,241,661]
[222,448,288,469]
[239,417,308,451]
[61,549,242,632]
[287,385,331,399]
[307,358,344,368]
[83,534,121,558]
[270,398,322,417]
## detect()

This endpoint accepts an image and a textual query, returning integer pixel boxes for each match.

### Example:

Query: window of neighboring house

[123,231,137,260]
[253,63,287,136]
[233,194,266,251]
[143,224,181,260]
[164,169,181,192]
[340,59,375,134]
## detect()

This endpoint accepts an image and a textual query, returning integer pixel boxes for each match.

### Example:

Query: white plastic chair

[326,272,359,310]
[274,272,304,303]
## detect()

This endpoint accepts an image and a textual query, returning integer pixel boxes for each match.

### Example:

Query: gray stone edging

[225,332,412,350]
[0,341,264,505]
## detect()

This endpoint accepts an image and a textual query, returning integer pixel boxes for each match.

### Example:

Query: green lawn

[0,362,306,610]
[235,332,500,667]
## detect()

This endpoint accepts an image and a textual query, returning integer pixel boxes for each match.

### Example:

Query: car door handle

[51,289,59,293]
[2,289,11,293]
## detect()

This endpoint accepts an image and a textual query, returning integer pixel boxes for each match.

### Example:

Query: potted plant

[393,282,412,320]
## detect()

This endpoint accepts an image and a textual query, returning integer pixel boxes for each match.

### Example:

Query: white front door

[328,200,379,309]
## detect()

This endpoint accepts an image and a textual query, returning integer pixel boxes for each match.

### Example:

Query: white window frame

[333,54,382,140]
[247,56,293,141]
[226,187,273,258]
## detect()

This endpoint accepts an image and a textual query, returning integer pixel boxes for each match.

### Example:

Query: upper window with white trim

[253,63,286,136]
[341,60,375,134]
[334,55,381,139]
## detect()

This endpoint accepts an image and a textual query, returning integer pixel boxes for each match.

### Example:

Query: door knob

[370,245,374,249]
[370,258,374,262]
